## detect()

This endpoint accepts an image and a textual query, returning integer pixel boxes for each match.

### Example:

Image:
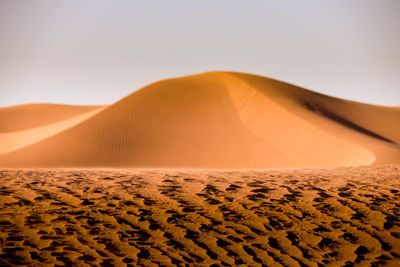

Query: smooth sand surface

[0,104,105,133]
[0,106,106,155]
[0,71,399,168]
[0,165,399,266]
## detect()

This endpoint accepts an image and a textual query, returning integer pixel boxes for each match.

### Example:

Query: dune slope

[0,106,106,155]
[0,104,105,133]
[0,72,398,168]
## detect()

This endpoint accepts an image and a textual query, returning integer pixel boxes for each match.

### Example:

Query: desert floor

[0,165,400,266]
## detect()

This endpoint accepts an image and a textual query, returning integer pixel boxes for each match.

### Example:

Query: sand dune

[0,71,399,168]
[0,103,105,133]
[0,106,106,155]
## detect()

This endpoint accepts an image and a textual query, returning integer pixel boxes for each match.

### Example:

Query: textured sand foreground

[1,165,400,266]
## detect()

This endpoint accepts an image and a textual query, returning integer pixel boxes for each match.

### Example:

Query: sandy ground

[0,165,399,266]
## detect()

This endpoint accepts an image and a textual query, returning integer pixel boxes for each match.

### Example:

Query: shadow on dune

[301,101,396,145]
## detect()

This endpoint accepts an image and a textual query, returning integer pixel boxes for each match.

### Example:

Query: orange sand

[1,72,400,266]
[0,103,104,133]
[0,71,399,168]
[0,166,399,266]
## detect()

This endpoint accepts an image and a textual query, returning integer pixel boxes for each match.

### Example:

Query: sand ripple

[0,165,400,266]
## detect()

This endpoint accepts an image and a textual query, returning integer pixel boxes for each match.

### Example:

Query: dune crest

[0,71,398,168]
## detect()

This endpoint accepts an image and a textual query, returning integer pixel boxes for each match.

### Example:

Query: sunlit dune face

[0,106,105,155]
[0,104,105,133]
[220,73,375,167]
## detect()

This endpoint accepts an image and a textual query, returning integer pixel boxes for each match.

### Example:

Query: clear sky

[0,0,399,107]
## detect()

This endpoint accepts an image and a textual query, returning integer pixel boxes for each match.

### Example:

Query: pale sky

[0,0,399,107]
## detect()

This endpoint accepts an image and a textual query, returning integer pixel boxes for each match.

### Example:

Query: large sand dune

[0,71,399,168]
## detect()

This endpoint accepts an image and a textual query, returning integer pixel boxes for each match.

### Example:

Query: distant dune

[0,103,105,132]
[0,71,399,168]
